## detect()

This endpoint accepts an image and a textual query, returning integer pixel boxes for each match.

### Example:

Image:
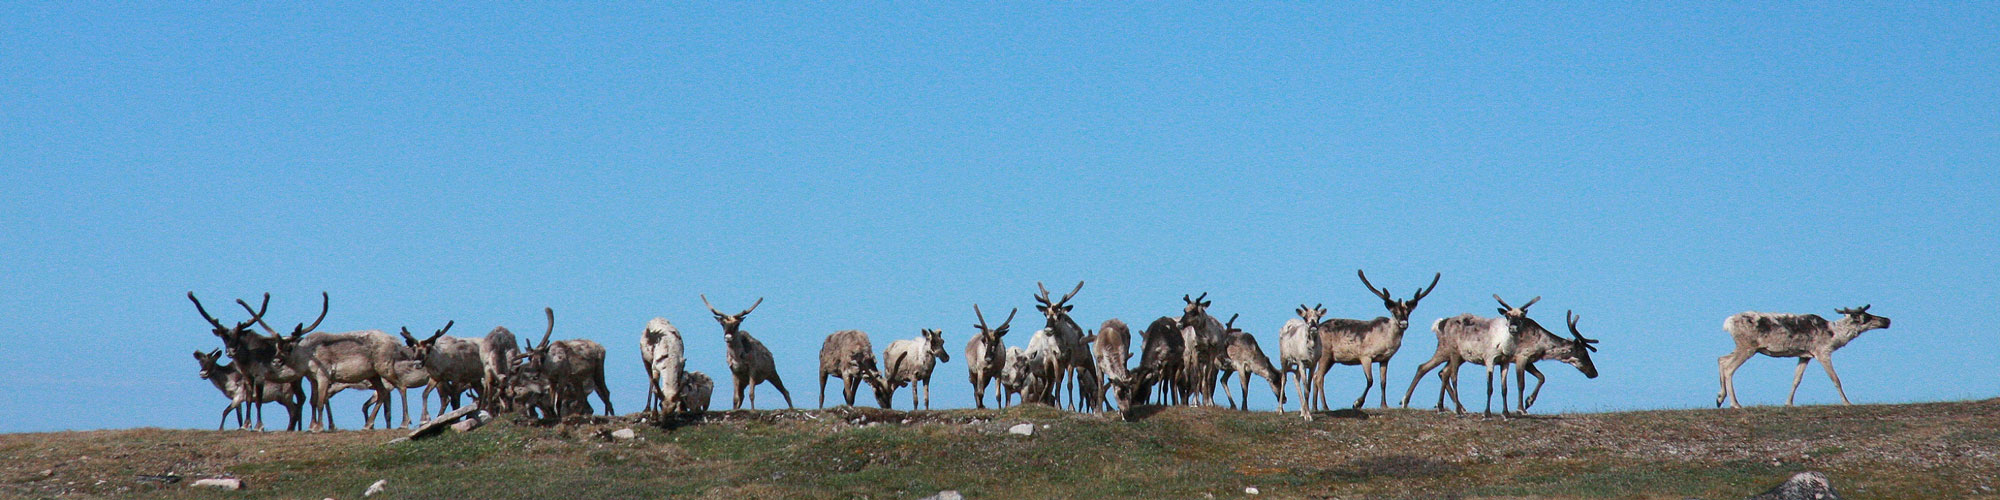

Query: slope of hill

[5,400,1997,499]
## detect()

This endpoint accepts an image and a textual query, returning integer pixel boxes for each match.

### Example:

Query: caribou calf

[1716,305,1891,408]
[1278,304,1324,418]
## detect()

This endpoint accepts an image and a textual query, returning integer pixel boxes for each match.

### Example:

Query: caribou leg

[1786,358,1811,406]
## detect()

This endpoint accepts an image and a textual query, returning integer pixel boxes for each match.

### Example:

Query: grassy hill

[6,399,1999,499]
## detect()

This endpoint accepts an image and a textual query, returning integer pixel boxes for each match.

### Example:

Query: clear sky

[3,4,1996,432]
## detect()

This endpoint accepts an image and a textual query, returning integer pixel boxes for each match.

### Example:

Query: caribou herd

[188,271,1894,431]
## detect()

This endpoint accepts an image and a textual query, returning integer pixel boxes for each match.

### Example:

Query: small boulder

[1007,423,1035,436]
[1245,486,1261,495]
[611,428,638,441]
[919,490,964,500]
[190,477,244,490]
[1747,471,1840,500]
[450,410,493,433]
[364,479,389,496]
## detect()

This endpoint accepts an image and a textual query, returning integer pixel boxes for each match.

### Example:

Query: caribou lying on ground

[1716,305,1891,408]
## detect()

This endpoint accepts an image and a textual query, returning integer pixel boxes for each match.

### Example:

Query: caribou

[818,329,887,408]
[1177,293,1228,407]
[702,295,794,410]
[1032,281,1099,411]
[640,317,685,417]
[1215,314,1284,412]
[188,292,280,430]
[1092,318,1137,411]
[1310,271,1439,411]
[519,308,613,417]
[1277,304,1324,418]
[1400,295,1539,416]
[882,328,952,410]
[964,305,1017,409]
[1716,305,1891,408]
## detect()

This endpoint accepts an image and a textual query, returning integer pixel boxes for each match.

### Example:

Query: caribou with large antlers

[703,295,793,410]
[1716,305,1891,408]
[1309,271,1440,410]
[964,305,1017,409]
[1032,281,1099,411]
[189,292,281,430]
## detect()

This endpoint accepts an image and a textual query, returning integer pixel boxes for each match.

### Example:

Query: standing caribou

[1278,304,1324,418]
[964,305,1017,409]
[1502,310,1600,413]
[1310,271,1440,411]
[882,328,952,410]
[703,295,794,410]
[1032,281,1099,411]
[1093,318,1138,411]
[1177,293,1228,407]
[1716,305,1891,408]
[188,292,282,430]
[1401,295,1539,415]
[818,329,887,408]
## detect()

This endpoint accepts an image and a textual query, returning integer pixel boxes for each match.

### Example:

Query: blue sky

[3,4,1996,432]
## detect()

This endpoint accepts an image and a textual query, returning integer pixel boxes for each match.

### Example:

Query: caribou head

[921,328,951,363]
[1559,310,1601,379]
[400,320,458,360]
[1834,304,1891,330]
[1358,270,1440,331]
[189,291,270,359]
[1179,292,1213,326]
[701,295,763,342]
[1033,281,1083,329]
[1493,294,1542,335]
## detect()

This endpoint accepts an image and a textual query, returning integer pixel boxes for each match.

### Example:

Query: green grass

[7,400,2000,499]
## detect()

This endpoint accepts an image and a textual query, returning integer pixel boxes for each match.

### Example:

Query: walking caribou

[1716,305,1891,408]
[1400,295,1539,416]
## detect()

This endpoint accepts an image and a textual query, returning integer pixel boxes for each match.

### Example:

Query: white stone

[364,479,389,496]
[611,428,638,440]
[919,490,965,500]
[1245,486,1260,495]
[190,478,243,490]
[1008,423,1035,436]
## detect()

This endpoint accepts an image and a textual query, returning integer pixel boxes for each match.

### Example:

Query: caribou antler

[738,297,764,317]
[1225,313,1239,330]
[428,320,454,343]
[1358,270,1394,301]
[1566,310,1599,352]
[188,292,225,329]
[1411,273,1441,302]
[700,294,723,317]
[539,307,555,351]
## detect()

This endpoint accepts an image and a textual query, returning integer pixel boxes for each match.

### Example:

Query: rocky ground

[4,399,1997,499]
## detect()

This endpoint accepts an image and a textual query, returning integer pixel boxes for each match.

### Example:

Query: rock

[1245,486,1260,495]
[1007,423,1035,436]
[1747,471,1840,500]
[364,479,389,496]
[407,403,482,441]
[919,490,964,500]
[190,478,244,490]
[611,428,638,440]
[450,411,493,433]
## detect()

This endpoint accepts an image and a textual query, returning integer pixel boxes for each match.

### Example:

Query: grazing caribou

[818,329,886,408]
[641,317,684,416]
[1215,314,1284,412]
[964,305,1017,409]
[1310,271,1439,410]
[1716,305,1891,408]
[702,295,794,410]
[1092,318,1137,411]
